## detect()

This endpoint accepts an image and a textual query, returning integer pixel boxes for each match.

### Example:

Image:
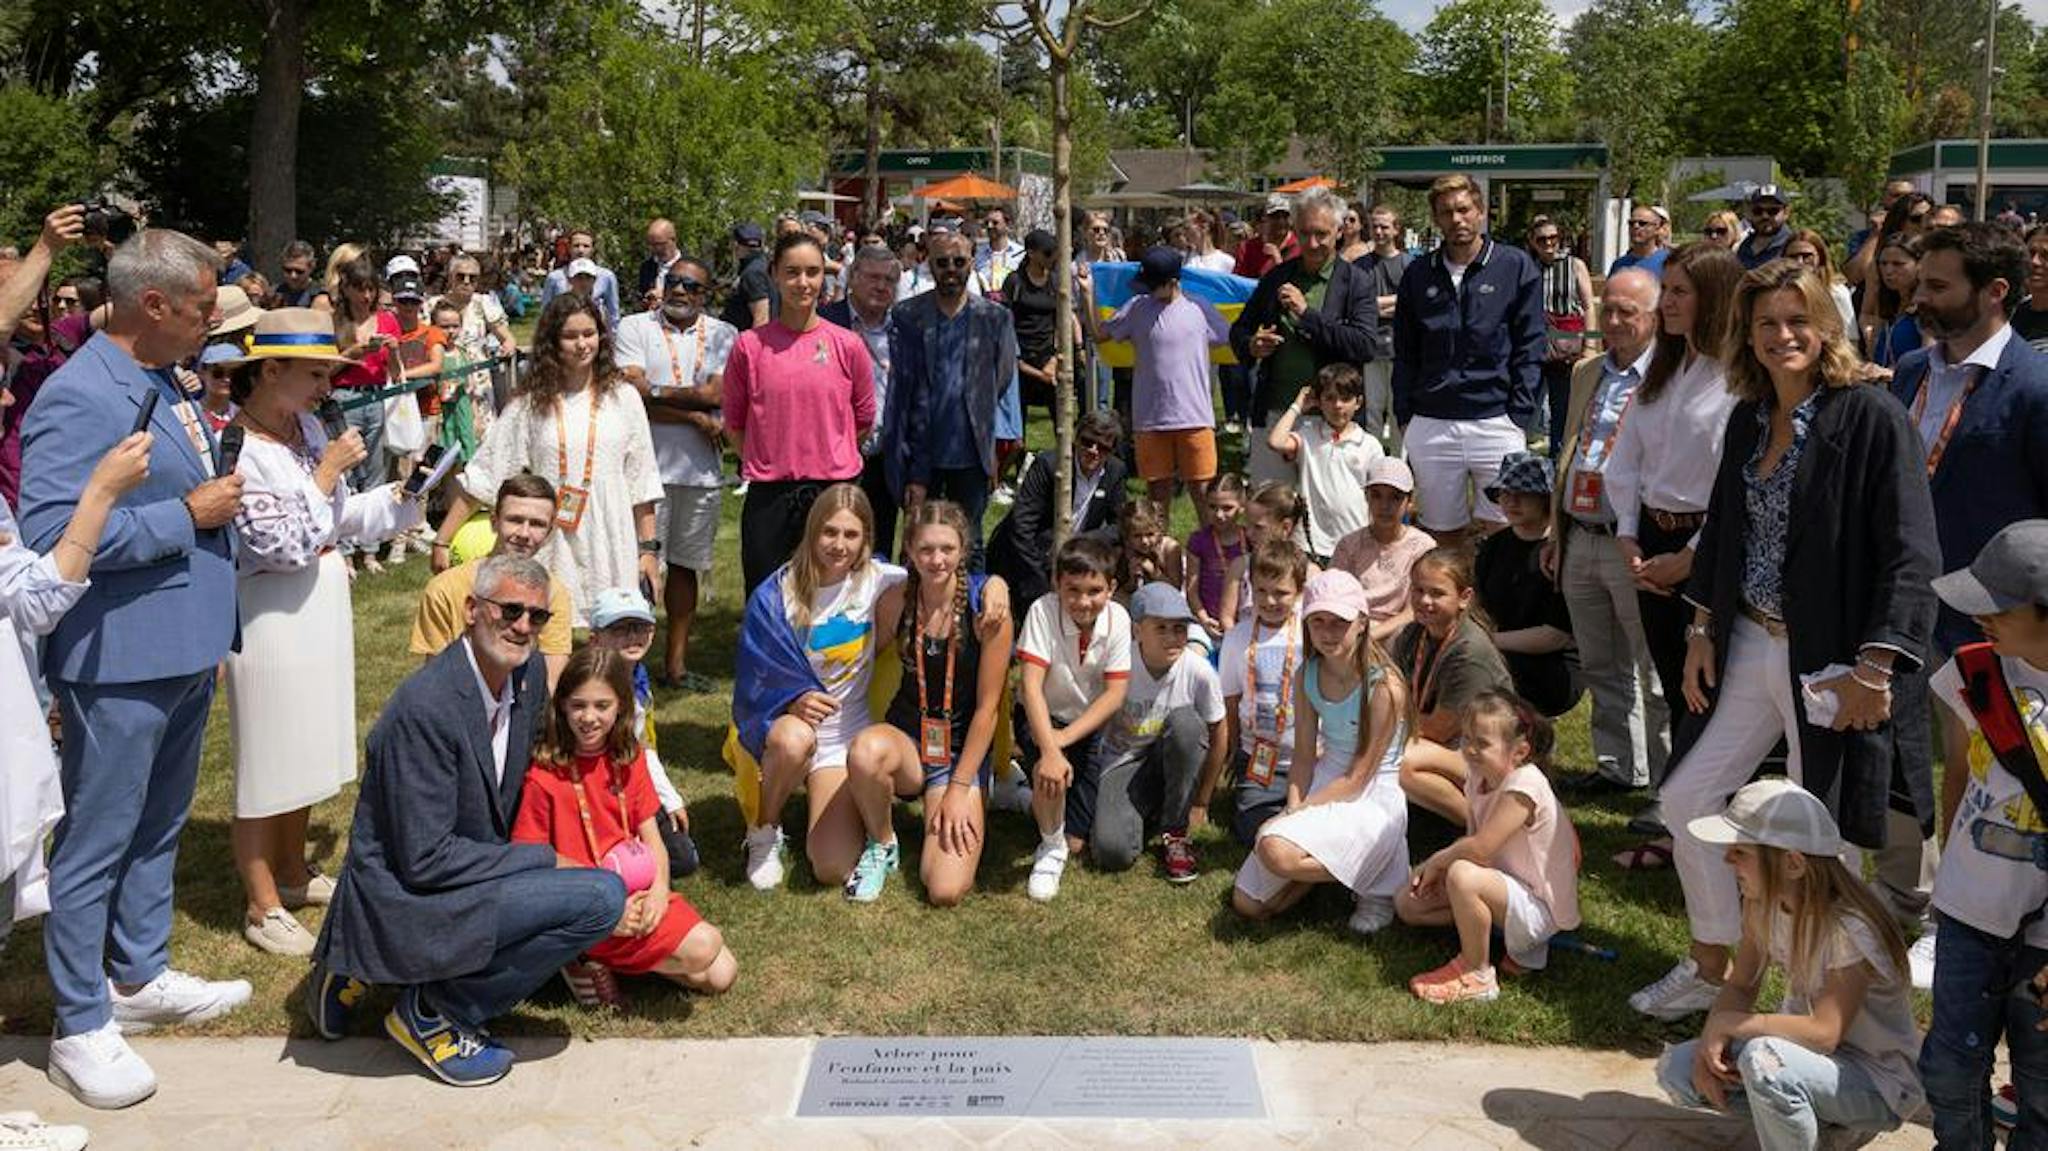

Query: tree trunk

[247,0,307,277]
[864,61,884,225]
[1050,59,1075,549]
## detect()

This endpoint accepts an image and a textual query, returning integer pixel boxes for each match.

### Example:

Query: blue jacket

[18,333,239,685]
[1890,333,2048,652]
[1390,239,1547,426]
[885,292,1018,495]
[313,642,569,985]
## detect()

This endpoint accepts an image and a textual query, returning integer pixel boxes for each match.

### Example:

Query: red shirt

[512,749,658,864]
[1233,234,1301,280]
[332,310,402,391]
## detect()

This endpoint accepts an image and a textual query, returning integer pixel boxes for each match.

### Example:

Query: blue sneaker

[843,838,900,903]
[384,987,513,1087]
[308,962,370,1041]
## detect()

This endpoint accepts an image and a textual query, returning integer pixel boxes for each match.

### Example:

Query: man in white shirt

[614,258,736,691]
[1546,269,1667,794]
[538,228,622,327]
[975,207,1026,299]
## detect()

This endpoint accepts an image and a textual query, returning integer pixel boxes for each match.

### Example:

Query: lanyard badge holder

[1566,384,1635,518]
[917,608,959,769]
[1244,620,1296,787]
[554,395,601,532]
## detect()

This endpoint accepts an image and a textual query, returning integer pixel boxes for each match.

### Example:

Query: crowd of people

[0,169,2045,1151]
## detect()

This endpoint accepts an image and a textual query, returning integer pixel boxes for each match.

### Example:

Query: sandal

[1612,837,1674,871]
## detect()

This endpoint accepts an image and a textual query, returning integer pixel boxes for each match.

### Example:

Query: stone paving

[0,1036,1933,1148]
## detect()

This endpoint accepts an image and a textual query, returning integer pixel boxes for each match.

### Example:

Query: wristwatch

[1684,622,1712,642]
[638,539,662,556]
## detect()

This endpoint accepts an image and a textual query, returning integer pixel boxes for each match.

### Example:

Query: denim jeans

[419,866,625,1032]
[1657,1035,1901,1151]
[1919,911,2048,1150]
[339,396,386,555]
[926,465,991,572]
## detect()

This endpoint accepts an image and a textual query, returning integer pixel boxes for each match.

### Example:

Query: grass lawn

[0,418,1785,1055]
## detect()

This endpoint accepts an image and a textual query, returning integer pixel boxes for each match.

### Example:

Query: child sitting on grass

[1396,692,1579,1004]
[1657,779,1919,1149]
[1115,498,1184,601]
[587,587,698,877]
[1207,539,1311,846]
[512,646,736,1010]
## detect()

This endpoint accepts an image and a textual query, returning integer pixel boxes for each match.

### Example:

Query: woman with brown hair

[1627,262,1940,1022]
[1781,228,1858,338]
[326,253,401,573]
[431,292,662,626]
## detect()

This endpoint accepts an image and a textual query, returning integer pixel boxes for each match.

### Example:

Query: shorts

[1134,428,1219,485]
[658,483,723,572]
[887,717,994,792]
[1404,414,1526,531]
[1499,872,1559,971]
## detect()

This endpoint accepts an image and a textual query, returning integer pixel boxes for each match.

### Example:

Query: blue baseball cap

[1133,245,1184,291]
[731,222,764,247]
[589,587,655,630]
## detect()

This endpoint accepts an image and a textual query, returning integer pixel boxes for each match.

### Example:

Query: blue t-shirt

[928,308,978,470]
[1607,247,1670,279]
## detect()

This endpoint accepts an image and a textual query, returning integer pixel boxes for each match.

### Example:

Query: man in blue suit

[309,555,626,1087]
[18,229,247,1109]
[1889,221,2048,989]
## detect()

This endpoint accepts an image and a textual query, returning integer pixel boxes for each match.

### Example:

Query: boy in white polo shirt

[1016,536,1131,902]
[1264,362,1384,564]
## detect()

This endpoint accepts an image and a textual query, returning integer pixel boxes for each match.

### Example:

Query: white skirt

[226,551,359,819]
[1238,764,1410,902]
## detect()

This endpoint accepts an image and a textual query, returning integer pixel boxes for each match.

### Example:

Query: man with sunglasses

[413,474,576,690]
[615,258,735,690]
[1607,204,1671,278]
[312,553,628,1087]
[885,229,1017,567]
[1735,184,1793,269]
[276,240,318,307]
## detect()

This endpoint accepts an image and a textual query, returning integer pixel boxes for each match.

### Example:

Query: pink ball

[601,840,658,894]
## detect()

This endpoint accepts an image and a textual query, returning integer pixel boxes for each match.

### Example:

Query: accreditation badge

[1567,471,1605,518]
[920,718,951,767]
[1247,738,1280,787]
[555,484,590,532]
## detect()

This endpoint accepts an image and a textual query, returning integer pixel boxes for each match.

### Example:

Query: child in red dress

[512,645,737,1008]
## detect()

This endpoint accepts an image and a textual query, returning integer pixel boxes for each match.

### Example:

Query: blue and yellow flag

[1089,262,1257,369]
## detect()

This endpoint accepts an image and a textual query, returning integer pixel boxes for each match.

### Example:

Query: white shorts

[658,484,723,572]
[1404,414,1526,531]
[1500,872,1559,971]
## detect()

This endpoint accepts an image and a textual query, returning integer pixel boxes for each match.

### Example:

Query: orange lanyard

[567,757,631,862]
[914,593,959,720]
[1409,627,1453,709]
[1911,365,1980,478]
[554,390,600,491]
[1244,618,1298,736]
[1576,370,1639,465]
[659,317,708,391]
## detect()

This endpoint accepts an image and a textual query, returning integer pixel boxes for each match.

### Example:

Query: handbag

[1544,312,1587,363]
[382,392,427,454]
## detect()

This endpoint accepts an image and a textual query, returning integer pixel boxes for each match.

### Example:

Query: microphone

[217,425,246,475]
[316,398,347,442]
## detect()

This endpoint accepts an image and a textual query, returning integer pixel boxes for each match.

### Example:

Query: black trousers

[859,452,899,563]
[1636,510,1703,776]
[741,479,829,598]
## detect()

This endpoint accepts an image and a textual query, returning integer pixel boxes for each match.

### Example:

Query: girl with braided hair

[842,500,1014,906]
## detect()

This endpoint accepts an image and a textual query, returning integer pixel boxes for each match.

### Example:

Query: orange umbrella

[912,173,1017,202]
[1274,175,1336,194]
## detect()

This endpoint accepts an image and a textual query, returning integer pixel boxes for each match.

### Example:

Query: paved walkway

[0,1036,1931,1148]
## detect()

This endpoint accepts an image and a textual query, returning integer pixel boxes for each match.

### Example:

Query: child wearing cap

[1074,582,1227,887]
[1473,451,1578,718]
[1656,778,1918,1148]
[587,587,699,878]
[1919,519,2048,1146]
[1265,362,1385,564]
[1328,457,1437,645]
[1232,570,1411,936]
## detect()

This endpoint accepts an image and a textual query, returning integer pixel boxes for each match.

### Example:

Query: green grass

[0,416,1739,1054]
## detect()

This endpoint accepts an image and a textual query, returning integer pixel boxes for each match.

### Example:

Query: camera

[78,198,135,245]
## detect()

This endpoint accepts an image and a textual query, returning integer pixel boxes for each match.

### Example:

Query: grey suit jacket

[313,641,557,985]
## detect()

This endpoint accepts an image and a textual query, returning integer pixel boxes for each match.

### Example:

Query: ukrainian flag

[1090,262,1257,369]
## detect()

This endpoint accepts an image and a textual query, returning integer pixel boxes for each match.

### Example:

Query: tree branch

[1081,2,1151,32]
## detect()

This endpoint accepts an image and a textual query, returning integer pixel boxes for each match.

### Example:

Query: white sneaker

[1348,894,1395,936]
[743,825,787,891]
[1027,840,1068,903]
[0,1112,89,1151]
[991,484,1016,507]
[107,969,252,1033]
[278,871,336,909]
[989,764,1033,814]
[1629,958,1721,1020]
[1908,925,1937,992]
[47,1023,155,1110]
[243,908,315,957]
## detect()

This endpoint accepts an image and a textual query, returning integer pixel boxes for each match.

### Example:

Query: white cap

[1686,778,1842,857]
[384,255,420,280]
[566,257,600,280]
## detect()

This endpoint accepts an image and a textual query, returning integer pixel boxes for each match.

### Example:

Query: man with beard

[1735,185,1793,269]
[886,229,1018,567]
[1886,222,2048,990]
[615,258,736,689]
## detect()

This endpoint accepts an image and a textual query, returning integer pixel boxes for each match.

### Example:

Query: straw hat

[209,285,266,337]
[233,308,350,364]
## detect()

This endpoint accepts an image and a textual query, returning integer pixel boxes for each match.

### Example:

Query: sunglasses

[1751,204,1785,216]
[452,272,478,283]
[667,278,707,293]
[1627,219,1659,229]
[931,257,971,269]
[1702,226,1730,237]
[479,597,554,628]
[1090,226,1109,234]
[1078,437,1114,454]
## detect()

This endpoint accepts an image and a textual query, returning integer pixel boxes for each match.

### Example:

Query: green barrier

[331,352,522,411]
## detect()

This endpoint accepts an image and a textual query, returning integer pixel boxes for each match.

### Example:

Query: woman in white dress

[223,309,423,956]
[432,292,662,626]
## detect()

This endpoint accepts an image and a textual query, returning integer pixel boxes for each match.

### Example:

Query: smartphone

[402,443,449,499]
[131,390,159,436]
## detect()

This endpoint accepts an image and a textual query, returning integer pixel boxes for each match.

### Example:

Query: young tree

[1564,0,1707,201]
